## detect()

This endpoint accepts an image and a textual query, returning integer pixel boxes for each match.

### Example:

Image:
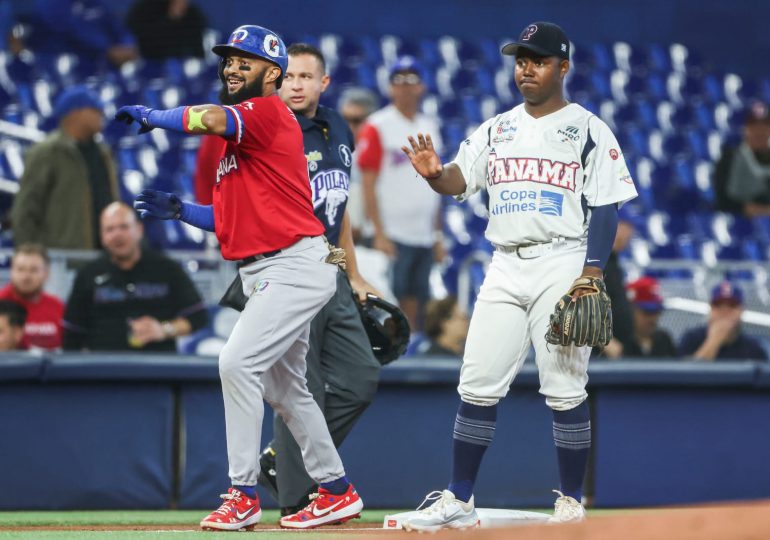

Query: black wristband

[423,170,442,181]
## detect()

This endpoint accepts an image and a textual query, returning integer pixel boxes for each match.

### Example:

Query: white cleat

[548,490,586,523]
[402,490,480,532]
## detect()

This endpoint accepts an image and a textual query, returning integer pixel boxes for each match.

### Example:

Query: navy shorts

[392,242,432,301]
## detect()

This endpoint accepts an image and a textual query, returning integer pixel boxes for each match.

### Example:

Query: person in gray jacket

[11,85,119,249]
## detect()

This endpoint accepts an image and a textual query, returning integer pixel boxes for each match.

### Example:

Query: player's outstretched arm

[115,105,234,137]
[134,189,216,232]
[401,133,466,196]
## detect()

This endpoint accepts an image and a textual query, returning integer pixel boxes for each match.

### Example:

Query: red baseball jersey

[214,94,324,260]
[0,283,64,350]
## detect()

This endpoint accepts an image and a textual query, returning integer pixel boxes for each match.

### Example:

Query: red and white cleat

[279,484,364,529]
[199,488,262,531]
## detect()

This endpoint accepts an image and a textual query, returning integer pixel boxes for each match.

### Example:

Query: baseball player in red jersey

[115,25,363,531]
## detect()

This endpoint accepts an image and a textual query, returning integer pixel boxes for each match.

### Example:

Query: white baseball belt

[494,237,583,259]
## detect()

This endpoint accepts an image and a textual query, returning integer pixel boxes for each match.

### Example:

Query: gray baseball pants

[218,235,345,487]
[272,270,381,507]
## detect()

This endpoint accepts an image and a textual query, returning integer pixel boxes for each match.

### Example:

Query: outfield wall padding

[0,354,768,509]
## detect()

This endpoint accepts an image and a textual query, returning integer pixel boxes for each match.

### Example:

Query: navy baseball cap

[53,86,103,121]
[710,281,743,305]
[389,56,423,80]
[501,22,570,60]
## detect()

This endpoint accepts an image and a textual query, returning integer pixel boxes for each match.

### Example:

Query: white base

[383,508,550,529]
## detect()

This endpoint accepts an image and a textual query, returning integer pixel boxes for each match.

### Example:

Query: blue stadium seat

[418,38,442,69]
[647,44,672,73]
[702,73,725,103]
[675,234,700,259]
[621,126,649,157]
[461,95,482,124]
[590,43,615,72]
[589,71,612,101]
[455,39,485,66]
[356,64,378,91]
[624,73,650,101]
[645,73,668,102]
[686,131,710,161]
[438,98,463,121]
[569,46,595,75]
[441,120,466,151]
[741,239,766,261]
[478,38,503,70]
[451,68,481,95]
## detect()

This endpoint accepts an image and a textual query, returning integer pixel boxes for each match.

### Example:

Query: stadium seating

[1,35,768,350]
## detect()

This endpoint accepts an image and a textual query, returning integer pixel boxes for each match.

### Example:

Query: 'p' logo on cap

[521,24,538,41]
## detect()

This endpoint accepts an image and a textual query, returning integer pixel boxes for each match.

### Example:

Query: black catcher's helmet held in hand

[357,294,411,365]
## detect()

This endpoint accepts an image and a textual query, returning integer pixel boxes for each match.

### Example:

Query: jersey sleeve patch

[222,105,244,144]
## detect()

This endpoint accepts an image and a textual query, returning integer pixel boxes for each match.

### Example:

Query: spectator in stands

[339,87,379,243]
[0,300,26,352]
[714,101,770,217]
[679,281,767,361]
[419,296,469,358]
[614,276,678,359]
[357,56,444,331]
[11,86,119,250]
[339,88,379,141]
[126,0,206,60]
[63,202,207,352]
[0,244,64,350]
[12,0,138,66]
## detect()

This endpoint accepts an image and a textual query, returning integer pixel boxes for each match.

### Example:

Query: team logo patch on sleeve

[338,144,352,167]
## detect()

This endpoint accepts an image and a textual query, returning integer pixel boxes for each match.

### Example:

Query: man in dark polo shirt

[679,281,767,361]
[63,202,207,351]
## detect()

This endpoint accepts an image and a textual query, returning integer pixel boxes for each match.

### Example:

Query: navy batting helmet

[213,25,288,86]
[357,294,411,365]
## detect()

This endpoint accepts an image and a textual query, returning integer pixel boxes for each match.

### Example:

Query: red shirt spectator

[194,135,223,205]
[0,244,64,349]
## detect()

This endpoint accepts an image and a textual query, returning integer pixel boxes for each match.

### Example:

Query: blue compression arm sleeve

[585,204,619,270]
[147,107,236,136]
[179,202,216,232]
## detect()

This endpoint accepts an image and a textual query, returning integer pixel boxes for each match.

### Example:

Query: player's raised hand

[402,133,443,180]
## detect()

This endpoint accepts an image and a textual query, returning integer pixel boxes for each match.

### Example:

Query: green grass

[0,510,392,540]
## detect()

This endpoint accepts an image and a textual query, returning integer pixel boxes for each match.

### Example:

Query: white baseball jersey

[452,103,637,246]
[357,104,443,247]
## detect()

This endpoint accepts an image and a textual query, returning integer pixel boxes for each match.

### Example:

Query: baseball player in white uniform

[399,22,637,531]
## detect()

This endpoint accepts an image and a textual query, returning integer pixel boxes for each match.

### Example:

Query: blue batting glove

[134,189,183,220]
[115,105,155,134]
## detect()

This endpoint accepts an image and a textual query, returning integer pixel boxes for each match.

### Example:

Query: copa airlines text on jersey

[487,152,579,192]
[216,154,238,183]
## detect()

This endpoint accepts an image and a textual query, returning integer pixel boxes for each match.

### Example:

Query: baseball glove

[545,276,613,348]
[357,294,411,365]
